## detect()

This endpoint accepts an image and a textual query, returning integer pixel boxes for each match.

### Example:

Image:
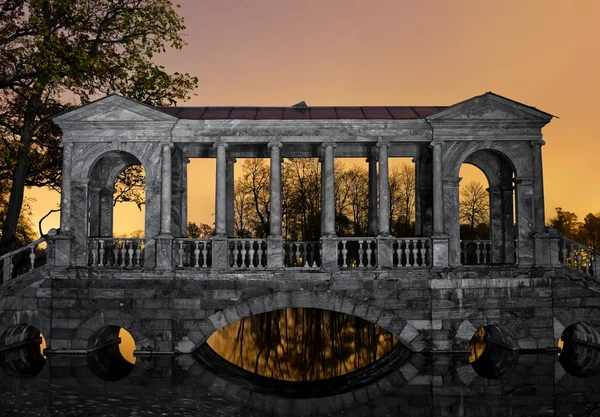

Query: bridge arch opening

[457,149,516,265]
[0,323,47,378]
[88,150,146,267]
[558,322,600,378]
[86,325,136,381]
[469,324,518,379]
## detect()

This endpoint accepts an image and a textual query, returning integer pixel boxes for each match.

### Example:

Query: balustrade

[87,238,144,268]
[338,238,377,268]
[393,238,431,267]
[460,240,491,265]
[173,238,211,268]
[0,237,47,283]
[229,239,267,269]
[284,242,321,268]
[558,237,597,277]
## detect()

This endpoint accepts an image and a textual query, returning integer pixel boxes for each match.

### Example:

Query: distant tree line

[549,208,600,251]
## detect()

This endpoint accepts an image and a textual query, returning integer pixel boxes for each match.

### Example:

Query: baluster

[120,242,128,267]
[357,240,364,267]
[111,241,119,267]
[177,241,184,267]
[366,240,373,267]
[475,241,482,265]
[409,239,417,267]
[127,243,134,267]
[98,240,105,267]
[295,244,301,267]
[312,244,318,268]
[341,240,348,267]
[240,241,248,268]
[256,241,264,268]
[569,243,576,268]
[91,240,98,266]
[419,239,426,266]
[190,241,199,267]
[403,240,410,266]
[577,247,583,272]
[232,242,239,268]
[28,245,36,271]
[135,242,142,266]
[201,242,208,268]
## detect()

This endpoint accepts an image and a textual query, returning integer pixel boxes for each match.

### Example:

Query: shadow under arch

[185,291,425,353]
[469,324,518,379]
[559,322,600,378]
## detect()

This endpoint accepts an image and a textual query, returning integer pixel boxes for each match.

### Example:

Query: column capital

[58,142,73,149]
[226,156,237,163]
[530,139,545,147]
[443,176,462,187]
[161,142,175,149]
[429,139,444,147]
[376,139,390,148]
[267,139,283,149]
[321,141,337,149]
[213,141,229,149]
[514,177,534,186]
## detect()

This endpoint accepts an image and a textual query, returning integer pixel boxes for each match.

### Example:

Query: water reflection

[559,322,600,378]
[87,325,136,381]
[0,324,46,378]
[469,325,517,379]
[207,308,399,381]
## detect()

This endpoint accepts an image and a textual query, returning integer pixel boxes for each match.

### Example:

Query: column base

[267,237,283,269]
[320,237,339,271]
[49,230,72,267]
[155,234,173,271]
[376,236,394,269]
[534,230,556,266]
[431,234,449,268]
[211,237,229,270]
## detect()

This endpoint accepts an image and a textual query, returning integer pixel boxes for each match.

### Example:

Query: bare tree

[460,181,489,230]
[389,163,415,235]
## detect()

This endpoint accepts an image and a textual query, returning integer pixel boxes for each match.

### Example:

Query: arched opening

[87,151,146,267]
[469,325,518,379]
[204,307,405,382]
[0,324,47,378]
[87,325,136,381]
[458,149,516,265]
[558,322,600,378]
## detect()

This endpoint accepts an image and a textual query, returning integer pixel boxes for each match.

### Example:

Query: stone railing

[87,238,145,268]
[460,240,491,265]
[393,238,431,267]
[284,241,321,268]
[338,238,377,268]
[558,236,597,277]
[229,239,267,269]
[0,237,47,283]
[173,238,211,268]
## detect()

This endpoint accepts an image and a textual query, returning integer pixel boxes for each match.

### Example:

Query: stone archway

[179,290,425,353]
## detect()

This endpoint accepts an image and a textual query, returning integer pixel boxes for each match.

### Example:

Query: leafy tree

[0,182,36,246]
[187,222,213,239]
[459,181,489,232]
[549,207,580,240]
[580,213,600,251]
[0,0,198,254]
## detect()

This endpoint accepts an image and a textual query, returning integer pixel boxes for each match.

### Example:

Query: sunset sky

[27,0,600,236]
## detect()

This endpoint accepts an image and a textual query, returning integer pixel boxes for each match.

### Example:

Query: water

[2,309,600,416]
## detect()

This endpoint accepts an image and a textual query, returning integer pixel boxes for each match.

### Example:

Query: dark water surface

[2,309,600,416]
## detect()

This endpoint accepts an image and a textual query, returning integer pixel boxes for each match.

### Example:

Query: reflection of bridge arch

[186,290,425,353]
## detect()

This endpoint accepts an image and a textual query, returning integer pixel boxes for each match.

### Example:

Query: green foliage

[0,0,198,252]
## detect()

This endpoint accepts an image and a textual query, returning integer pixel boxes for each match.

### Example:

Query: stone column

[59,143,73,231]
[212,141,229,269]
[431,141,449,267]
[156,143,173,270]
[443,177,462,267]
[531,140,546,232]
[268,140,283,268]
[501,185,516,264]
[488,187,503,263]
[377,141,393,268]
[70,180,89,267]
[320,156,325,236]
[320,142,338,270]
[160,143,172,235]
[515,177,535,266]
[143,178,161,269]
[413,156,421,235]
[226,156,236,238]
[367,151,378,236]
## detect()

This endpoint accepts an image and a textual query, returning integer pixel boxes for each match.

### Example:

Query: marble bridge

[0,92,599,359]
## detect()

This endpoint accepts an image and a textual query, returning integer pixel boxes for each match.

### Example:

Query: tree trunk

[0,93,42,254]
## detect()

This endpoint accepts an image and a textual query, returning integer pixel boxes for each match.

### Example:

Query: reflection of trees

[208,308,398,381]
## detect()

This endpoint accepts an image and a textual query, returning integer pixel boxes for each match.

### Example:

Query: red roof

[156,106,447,120]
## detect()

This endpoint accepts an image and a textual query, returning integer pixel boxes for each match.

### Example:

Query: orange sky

[26,0,600,236]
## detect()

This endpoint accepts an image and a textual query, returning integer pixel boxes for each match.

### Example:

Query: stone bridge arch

[180,290,425,353]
